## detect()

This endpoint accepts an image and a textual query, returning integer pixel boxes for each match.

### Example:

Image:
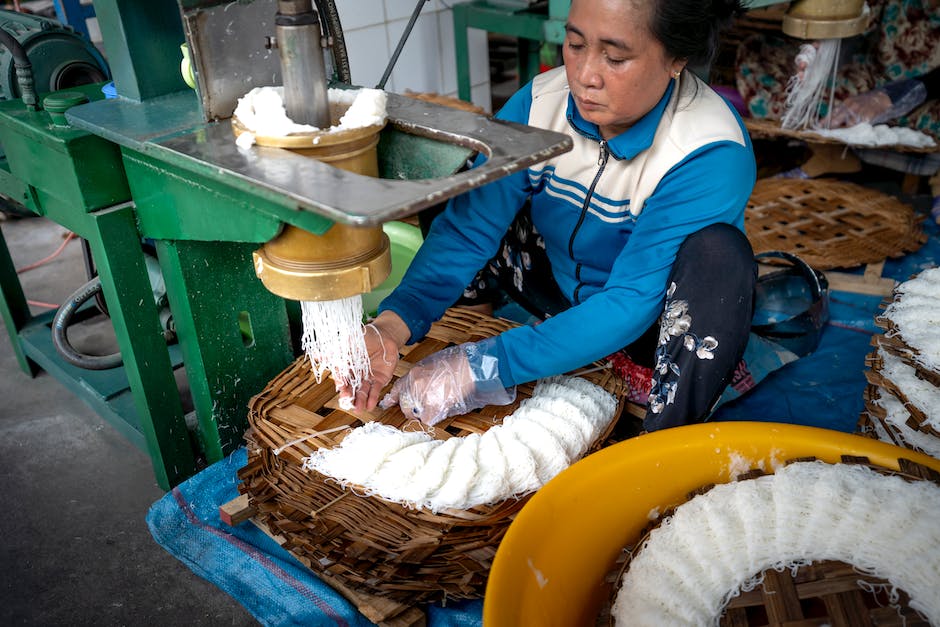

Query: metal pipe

[276,0,330,128]
[377,0,429,90]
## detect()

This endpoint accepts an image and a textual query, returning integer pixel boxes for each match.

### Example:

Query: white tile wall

[334,0,492,112]
[385,13,442,94]
[342,23,391,90]
[337,0,386,30]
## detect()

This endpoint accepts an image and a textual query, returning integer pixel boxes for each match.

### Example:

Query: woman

[343,0,757,432]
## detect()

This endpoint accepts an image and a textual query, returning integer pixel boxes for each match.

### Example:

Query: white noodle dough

[233,85,387,136]
[300,296,371,398]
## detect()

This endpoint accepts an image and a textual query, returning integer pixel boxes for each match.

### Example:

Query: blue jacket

[380,67,756,387]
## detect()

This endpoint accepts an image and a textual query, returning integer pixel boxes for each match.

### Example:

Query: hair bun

[713,0,746,22]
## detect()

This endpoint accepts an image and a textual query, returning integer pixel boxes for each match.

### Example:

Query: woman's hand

[337,310,410,412]
[379,344,478,426]
[380,339,516,426]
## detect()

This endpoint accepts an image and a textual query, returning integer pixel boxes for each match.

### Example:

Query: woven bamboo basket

[874,310,940,389]
[865,344,940,440]
[403,90,487,115]
[745,178,926,270]
[858,280,940,449]
[603,456,940,626]
[238,308,628,604]
[744,118,940,154]
[860,383,905,446]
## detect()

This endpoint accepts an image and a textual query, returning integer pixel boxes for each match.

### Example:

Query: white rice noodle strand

[300,295,371,397]
[781,39,841,130]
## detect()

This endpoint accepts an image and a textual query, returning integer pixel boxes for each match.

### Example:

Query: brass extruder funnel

[237,108,391,302]
[782,0,869,39]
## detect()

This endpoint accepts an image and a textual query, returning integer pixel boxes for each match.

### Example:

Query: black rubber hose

[314,0,351,84]
[0,24,37,110]
[79,238,109,316]
[52,277,123,370]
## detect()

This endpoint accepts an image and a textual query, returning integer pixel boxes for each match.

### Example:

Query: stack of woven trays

[602,455,940,626]
[860,269,940,458]
[238,308,627,604]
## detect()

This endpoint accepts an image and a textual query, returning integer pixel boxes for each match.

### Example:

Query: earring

[672,70,682,79]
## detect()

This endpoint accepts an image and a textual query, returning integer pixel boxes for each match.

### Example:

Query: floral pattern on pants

[648,282,719,415]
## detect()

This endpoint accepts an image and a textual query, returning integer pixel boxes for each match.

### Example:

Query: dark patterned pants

[456,210,756,431]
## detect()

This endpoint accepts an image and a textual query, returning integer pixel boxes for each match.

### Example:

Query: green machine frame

[0,83,196,489]
[0,0,571,490]
[453,0,571,102]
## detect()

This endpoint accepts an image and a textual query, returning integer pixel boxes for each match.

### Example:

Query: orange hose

[16,232,77,274]
[27,300,59,309]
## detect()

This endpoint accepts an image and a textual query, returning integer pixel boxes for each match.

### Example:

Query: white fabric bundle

[302,375,617,512]
[882,267,940,376]
[612,461,940,626]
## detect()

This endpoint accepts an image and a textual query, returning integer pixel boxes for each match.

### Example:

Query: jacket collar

[566,79,675,160]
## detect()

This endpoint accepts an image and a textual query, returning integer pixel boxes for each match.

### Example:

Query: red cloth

[607,351,652,406]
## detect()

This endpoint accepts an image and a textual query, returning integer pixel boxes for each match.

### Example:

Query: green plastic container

[362,221,423,318]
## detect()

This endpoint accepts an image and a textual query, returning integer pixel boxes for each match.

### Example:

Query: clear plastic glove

[336,311,410,412]
[825,79,927,128]
[380,337,516,426]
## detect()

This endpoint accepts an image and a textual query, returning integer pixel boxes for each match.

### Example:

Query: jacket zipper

[568,140,609,304]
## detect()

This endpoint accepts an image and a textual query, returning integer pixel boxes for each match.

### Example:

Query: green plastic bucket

[362,221,423,319]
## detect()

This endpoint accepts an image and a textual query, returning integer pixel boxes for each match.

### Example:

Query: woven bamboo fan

[603,456,940,626]
[745,178,926,270]
[745,118,940,154]
[238,308,627,604]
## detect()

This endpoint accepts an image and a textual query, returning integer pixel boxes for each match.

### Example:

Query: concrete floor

[0,215,258,626]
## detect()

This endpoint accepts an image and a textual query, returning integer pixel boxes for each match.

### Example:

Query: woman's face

[564,0,683,139]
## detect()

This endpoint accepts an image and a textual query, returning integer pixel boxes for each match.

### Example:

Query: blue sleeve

[378,83,536,342]
[493,138,756,386]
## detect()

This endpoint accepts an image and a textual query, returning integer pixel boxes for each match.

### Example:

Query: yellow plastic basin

[483,422,940,626]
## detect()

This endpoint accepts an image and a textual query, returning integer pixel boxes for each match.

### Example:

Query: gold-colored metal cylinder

[236,106,392,301]
[782,0,869,39]
[253,222,390,302]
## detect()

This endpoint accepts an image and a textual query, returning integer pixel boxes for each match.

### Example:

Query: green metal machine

[0,0,571,489]
[453,0,571,102]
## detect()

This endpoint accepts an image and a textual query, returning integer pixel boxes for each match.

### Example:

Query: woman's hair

[647,0,745,67]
